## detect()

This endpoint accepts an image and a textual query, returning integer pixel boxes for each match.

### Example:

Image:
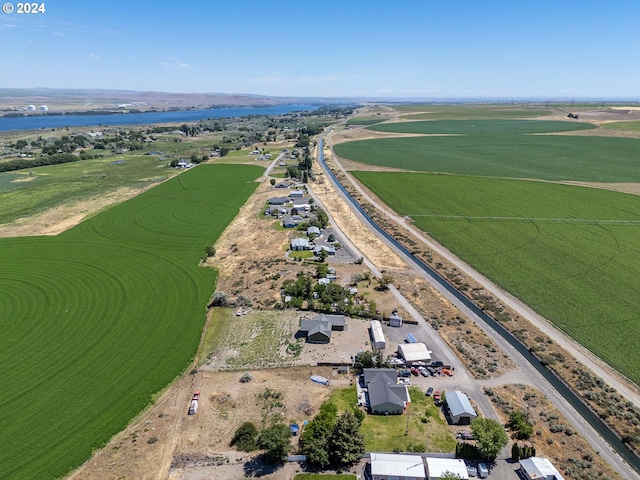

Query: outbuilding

[445,391,477,425]
[389,312,403,327]
[398,343,432,364]
[519,457,565,480]
[425,457,470,480]
[369,453,426,480]
[370,320,386,349]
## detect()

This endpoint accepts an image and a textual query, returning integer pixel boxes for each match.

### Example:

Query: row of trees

[0,152,101,173]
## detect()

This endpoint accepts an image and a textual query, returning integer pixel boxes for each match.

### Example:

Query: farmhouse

[314,245,336,256]
[307,226,321,236]
[268,196,290,205]
[290,237,311,251]
[398,343,432,364]
[282,215,298,228]
[275,180,294,188]
[445,391,477,425]
[368,453,426,480]
[363,368,409,414]
[519,457,565,480]
[298,314,346,343]
[425,457,470,480]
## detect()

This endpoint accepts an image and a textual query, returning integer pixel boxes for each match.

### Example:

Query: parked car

[477,463,488,478]
[426,366,436,375]
[398,378,412,386]
[431,360,444,368]
[442,368,454,376]
[419,367,429,377]
[434,390,441,405]
[457,430,474,440]
[410,367,419,376]
[425,387,433,396]
[398,369,411,377]
[467,464,477,477]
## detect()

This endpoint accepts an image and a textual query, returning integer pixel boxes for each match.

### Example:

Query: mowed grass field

[0,164,262,479]
[334,133,640,182]
[352,171,640,385]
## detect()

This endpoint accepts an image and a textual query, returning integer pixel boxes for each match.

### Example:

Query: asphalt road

[317,132,640,479]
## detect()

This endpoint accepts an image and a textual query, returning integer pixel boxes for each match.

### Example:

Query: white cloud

[88,53,101,60]
[161,58,189,69]
[2,24,18,28]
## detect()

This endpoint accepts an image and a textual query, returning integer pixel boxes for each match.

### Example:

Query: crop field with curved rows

[334,123,640,182]
[352,170,640,385]
[0,164,262,479]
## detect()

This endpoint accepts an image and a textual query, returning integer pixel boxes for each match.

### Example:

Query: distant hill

[0,88,339,112]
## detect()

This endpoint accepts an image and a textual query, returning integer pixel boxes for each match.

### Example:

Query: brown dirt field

[68,368,353,480]
[487,384,623,480]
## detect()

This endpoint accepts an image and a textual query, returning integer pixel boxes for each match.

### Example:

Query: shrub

[231,422,258,451]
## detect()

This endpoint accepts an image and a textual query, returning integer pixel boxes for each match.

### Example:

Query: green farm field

[0,155,175,224]
[367,119,594,135]
[352,171,640,385]
[603,120,640,132]
[334,134,640,182]
[392,104,552,119]
[0,164,262,479]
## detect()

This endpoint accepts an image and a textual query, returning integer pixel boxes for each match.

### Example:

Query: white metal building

[370,320,386,349]
[425,457,470,480]
[370,453,426,480]
[390,313,403,327]
[398,343,432,363]
[519,457,565,480]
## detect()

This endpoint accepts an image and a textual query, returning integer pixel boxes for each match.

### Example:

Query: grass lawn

[335,134,640,182]
[331,386,456,453]
[352,171,640,385]
[0,164,262,480]
[290,250,315,259]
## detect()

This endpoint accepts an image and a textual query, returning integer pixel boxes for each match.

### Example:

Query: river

[0,104,317,132]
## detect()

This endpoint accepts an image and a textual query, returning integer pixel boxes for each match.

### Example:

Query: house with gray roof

[307,226,321,236]
[291,237,311,251]
[283,215,298,228]
[268,196,290,205]
[362,368,410,415]
[298,314,346,343]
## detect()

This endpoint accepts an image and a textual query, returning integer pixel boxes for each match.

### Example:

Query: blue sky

[1,0,638,99]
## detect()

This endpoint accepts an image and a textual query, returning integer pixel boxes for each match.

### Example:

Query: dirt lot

[69,368,354,480]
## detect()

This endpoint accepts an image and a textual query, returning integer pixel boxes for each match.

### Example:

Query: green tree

[375,274,394,291]
[356,350,374,368]
[299,401,338,468]
[270,178,276,186]
[471,417,508,460]
[440,472,463,479]
[328,410,366,467]
[256,423,291,464]
[231,421,258,451]
[508,410,533,440]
